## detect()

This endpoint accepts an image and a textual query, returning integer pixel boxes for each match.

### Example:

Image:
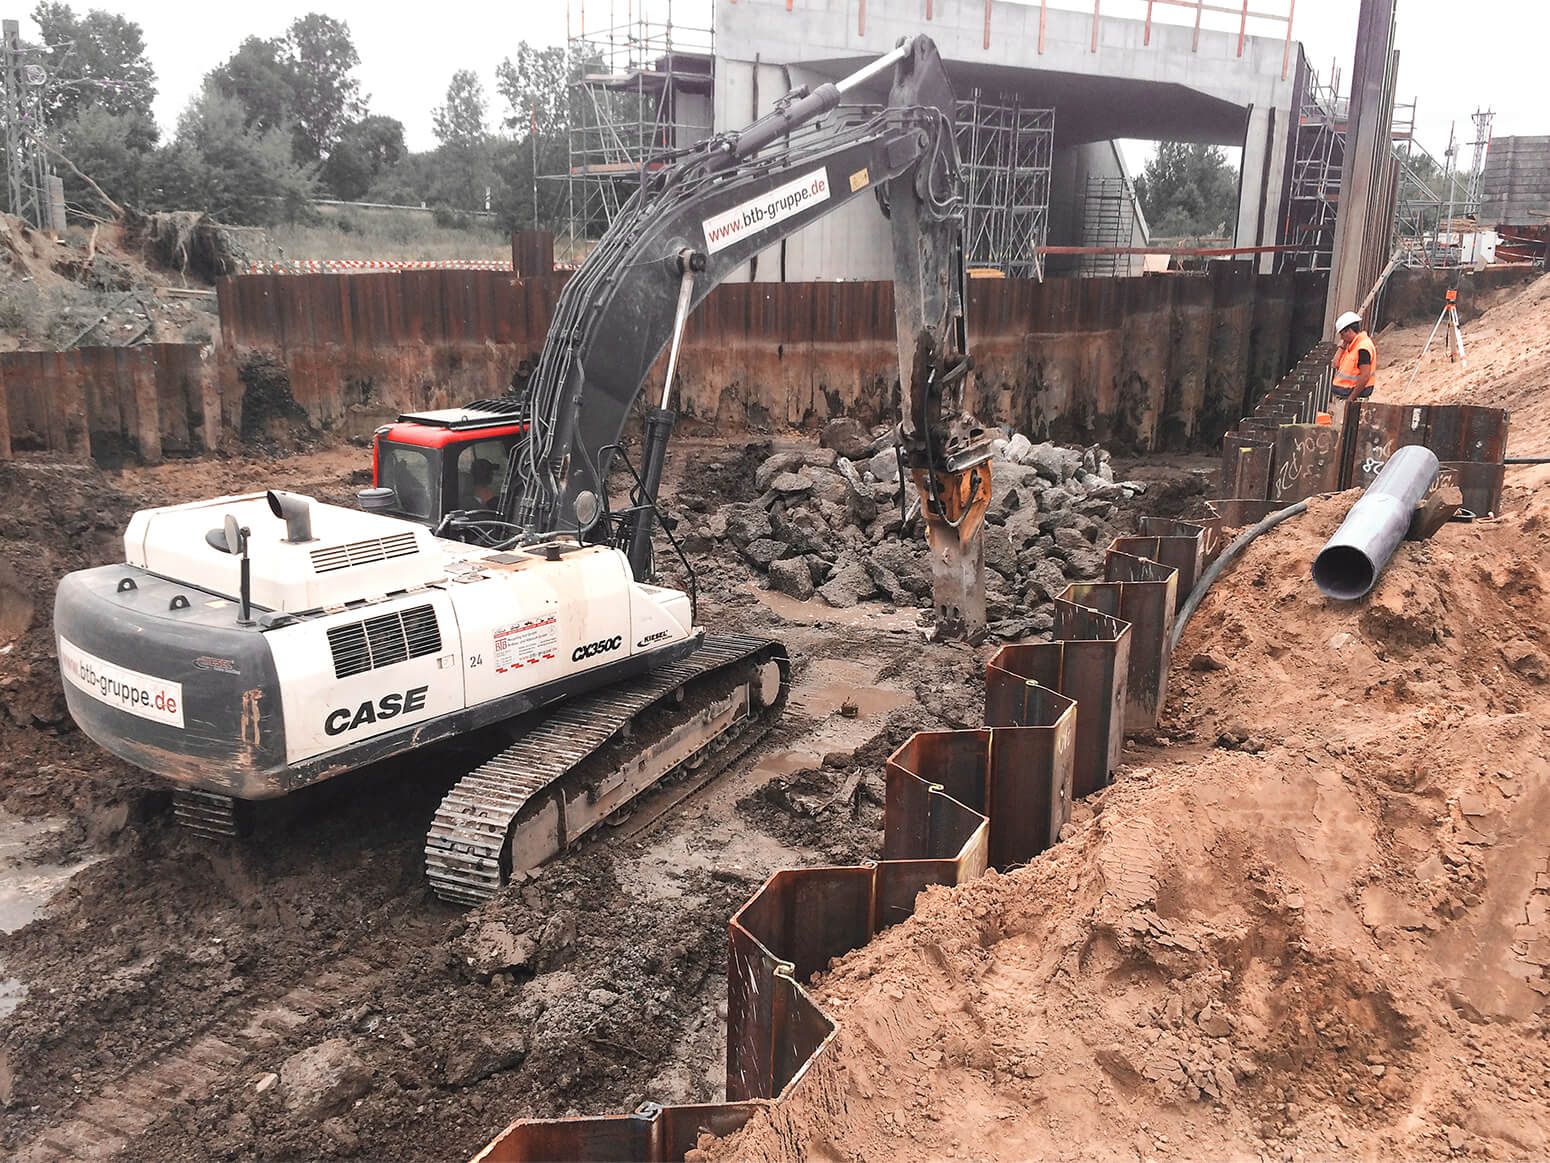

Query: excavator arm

[511,35,992,639]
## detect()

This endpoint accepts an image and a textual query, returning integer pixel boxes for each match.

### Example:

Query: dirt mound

[707,489,1550,1162]
[1376,272,1550,454]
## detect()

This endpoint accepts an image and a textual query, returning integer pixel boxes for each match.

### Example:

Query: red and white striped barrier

[241,259,584,275]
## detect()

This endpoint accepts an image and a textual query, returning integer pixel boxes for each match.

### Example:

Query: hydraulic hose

[1170,500,1310,652]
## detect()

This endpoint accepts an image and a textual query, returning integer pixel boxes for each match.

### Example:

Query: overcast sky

[22,0,1547,162]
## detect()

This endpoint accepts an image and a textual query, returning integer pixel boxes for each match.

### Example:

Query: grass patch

[264,206,513,261]
[0,282,135,350]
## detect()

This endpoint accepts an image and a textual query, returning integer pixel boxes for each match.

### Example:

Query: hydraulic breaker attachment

[913,461,991,643]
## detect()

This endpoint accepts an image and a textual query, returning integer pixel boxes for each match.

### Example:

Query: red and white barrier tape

[241,259,582,274]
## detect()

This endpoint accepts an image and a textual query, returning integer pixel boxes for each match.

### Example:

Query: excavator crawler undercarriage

[424,634,789,905]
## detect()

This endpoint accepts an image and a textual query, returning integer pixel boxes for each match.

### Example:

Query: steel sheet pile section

[1219,341,1336,505]
[1342,401,1509,517]
[476,516,1216,1163]
[985,604,1129,799]
[0,343,213,465]
[1313,444,1441,600]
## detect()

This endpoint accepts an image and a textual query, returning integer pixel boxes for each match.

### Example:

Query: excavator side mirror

[573,490,602,534]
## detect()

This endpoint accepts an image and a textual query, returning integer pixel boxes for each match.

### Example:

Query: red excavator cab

[371,403,529,525]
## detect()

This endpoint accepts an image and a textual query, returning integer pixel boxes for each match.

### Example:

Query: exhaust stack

[266,490,315,543]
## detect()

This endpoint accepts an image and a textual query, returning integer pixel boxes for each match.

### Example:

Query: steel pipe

[1312,444,1440,600]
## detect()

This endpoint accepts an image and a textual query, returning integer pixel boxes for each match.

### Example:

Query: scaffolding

[1077,176,1139,277]
[954,91,1054,280]
[1282,60,1346,273]
[556,3,713,248]
[1392,106,1493,268]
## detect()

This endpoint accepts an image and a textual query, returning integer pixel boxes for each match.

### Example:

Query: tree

[29,2,156,125]
[204,14,363,165]
[206,36,295,135]
[154,85,313,225]
[494,43,572,138]
[431,70,493,210]
[492,42,587,231]
[283,14,364,163]
[57,104,157,209]
[321,114,406,200]
[1133,142,1238,239]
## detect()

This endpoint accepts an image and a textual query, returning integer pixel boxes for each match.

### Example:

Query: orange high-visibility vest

[1333,331,1376,395]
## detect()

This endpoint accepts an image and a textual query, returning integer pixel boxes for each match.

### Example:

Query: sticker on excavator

[493,615,558,673]
[702,167,831,254]
[58,635,185,728]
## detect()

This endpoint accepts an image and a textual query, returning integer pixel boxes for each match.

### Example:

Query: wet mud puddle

[754,657,913,781]
[0,809,100,1019]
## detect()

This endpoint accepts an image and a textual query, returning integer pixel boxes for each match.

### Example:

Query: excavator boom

[506,35,991,636]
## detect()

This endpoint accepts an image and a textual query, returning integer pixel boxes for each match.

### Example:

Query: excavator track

[424,634,789,905]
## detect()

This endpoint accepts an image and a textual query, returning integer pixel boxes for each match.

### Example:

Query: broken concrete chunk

[769,471,812,495]
[279,1039,372,1121]
[743,538,790,568]
[768,557,814,601]
[819,417,873,460]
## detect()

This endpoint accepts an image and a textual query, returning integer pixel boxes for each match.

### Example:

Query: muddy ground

[0,435,1205,1161]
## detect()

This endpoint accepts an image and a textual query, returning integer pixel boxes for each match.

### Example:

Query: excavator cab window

[452,439,515,511]
[377,443,438,521]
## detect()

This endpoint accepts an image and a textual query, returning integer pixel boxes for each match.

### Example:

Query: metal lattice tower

[2,18,51,230]
[954,90,1053,280]
[1464,108,1494,215]
[556,2,713,248]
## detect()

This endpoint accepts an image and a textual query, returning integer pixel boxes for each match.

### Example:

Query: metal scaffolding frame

[1080,176,1137,276]
[555,3,713,247]
[1392,105,1493,269]
[1282,60,1346,273]
[955,90,1054,280]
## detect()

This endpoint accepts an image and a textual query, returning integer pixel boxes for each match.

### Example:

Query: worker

[470,459,499,507]
[1330,310,1376,425]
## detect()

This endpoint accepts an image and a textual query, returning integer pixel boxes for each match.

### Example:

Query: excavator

[52,35,993,906]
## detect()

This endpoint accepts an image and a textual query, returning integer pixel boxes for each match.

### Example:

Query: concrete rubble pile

[688,417,1151,640]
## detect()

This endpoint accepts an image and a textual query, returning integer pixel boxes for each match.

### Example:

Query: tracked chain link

[425,635,781,905]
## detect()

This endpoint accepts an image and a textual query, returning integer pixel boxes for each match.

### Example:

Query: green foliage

[154,85,315,226]
[263,207,511,261]
[284,14,365,163]
[206,36,295,135]
[57,104,157,209]
[29,2,157,124]
[490,42,591,232]
[0,280,126,348]
[494,43,572,137]
[1133,142,1238,238]
[205,14,363,167]
[321,114,407,201]
[430,70,493,210]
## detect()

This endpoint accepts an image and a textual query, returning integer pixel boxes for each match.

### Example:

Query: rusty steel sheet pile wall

[1217,340,1511,520]
[215,267,1327,452]
[475,517,1220,1163]
[0,343,215,466]
[1341,401,1510,518]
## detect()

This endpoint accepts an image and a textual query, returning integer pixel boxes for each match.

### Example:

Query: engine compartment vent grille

[310,532,419,574]
[327,604,441,679]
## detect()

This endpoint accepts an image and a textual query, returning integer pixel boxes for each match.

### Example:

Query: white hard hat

[1335,311,1362,332]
